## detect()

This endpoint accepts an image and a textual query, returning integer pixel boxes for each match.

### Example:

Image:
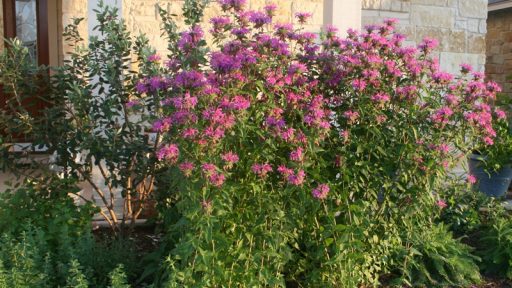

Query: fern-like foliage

[479,217,512,279]
[395,223,481,287]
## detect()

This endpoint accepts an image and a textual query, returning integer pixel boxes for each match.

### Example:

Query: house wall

[122,0,325,56]
[362,0,487,74]
[486,8,512,98]
[60,0,89,60]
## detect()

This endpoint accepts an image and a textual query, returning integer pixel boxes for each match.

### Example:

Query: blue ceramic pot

[468,154,512,197]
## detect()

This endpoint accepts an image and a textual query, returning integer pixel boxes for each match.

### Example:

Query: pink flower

[222,152,239,164]
[436,199,447,209]
[436,144,450,154]
[252,163,273,178]
[460,63,472,74]
[376,115,387,124]
[340,130,350,142]
[290,147,304,162]
[201,199,212,213]
[157,144,180,163]
[179,162,195,177]
[418,37,438,52]
[495,109,507,120]
[483,136,494,146]
[276,166,293,179]
[202,163,217,176]
[343,110,360,124]
[371,92,391,104]
[312,183,330,200]
[209,173,226,187]
[468,174,477,184]
[352,79,366,91]
[431,107,453,124]
[182,128,198,139]
[288,170,305,186]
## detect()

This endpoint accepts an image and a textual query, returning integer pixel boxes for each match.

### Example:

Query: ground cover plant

[0,0,511,287]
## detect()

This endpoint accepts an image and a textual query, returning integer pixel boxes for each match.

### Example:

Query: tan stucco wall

[362,0,487,74]
[486,8,512,98]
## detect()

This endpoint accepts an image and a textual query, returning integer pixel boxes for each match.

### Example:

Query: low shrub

[0,178,142,287]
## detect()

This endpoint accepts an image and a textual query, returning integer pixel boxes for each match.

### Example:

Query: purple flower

[126,100,139,108]
[295,12,312,24]
[210,52,242,74]
[147,54,161,63]
[264,4,278,16]
[135,80,148,94]
[231,27,251,38]
[274,23,294,39]
[210,16,231,31]
[249,11,271,28]
[178,25,204,51]
[174,70,206,89]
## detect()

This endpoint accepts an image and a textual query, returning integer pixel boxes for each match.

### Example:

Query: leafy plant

[66,260,90,288]
[109,265,131,288]
[394,223,481,287]
[478,215,512,279]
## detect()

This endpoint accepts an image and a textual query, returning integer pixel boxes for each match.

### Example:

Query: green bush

[478,215,512,279]
[0,178,138,287]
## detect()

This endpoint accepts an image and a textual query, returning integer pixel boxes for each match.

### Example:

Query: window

[2,0,49,65]
[1,0,50,142]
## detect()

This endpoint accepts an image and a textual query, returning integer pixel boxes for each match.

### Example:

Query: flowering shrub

[136,1,500,286]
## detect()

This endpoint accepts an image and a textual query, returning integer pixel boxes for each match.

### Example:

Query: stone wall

[60,0,89,60]
[122,0,324,56]
[486,8,512,98]
[362,0,487,74]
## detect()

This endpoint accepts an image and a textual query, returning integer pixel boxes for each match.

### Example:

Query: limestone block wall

[60,0,89,60]
[486,8,512,99]
[362,0,487,74]
[122,0,325,56]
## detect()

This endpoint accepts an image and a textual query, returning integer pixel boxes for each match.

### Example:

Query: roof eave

[489,0,512,12]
